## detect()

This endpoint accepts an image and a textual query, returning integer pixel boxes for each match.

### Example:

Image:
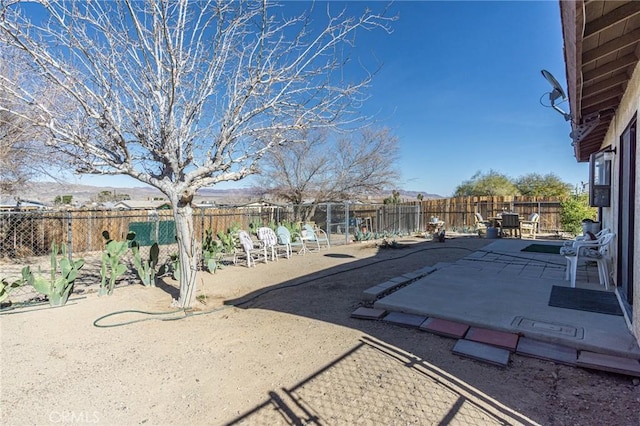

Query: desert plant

[202,229,224,273]
[248,219,263,235]
[100,230,135,296]
[560,193,597,236]
[0,270,27,303]
[168,253,180,280]
[24,242,84,306]
[131,240,160,287]
[280,221,301,241]
[217,223,241,254]
[353,229,373,241]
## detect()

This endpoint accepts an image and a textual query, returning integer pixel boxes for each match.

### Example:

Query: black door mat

[521,244,561,254]
[548,285,623,316]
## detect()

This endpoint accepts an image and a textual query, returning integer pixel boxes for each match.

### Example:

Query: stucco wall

[598,61,640,339]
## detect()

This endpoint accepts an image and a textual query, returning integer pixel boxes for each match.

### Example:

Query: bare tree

[0,47,66,195]
[0,0,394,307]
[259,126,399,220]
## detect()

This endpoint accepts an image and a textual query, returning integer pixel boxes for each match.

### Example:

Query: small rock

[633,378,640,386]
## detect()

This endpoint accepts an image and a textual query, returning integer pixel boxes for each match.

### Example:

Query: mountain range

[14,181,441,205]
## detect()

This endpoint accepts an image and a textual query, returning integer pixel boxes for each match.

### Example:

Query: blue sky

[74,1,586,197]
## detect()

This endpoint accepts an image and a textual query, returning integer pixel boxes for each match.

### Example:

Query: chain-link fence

[0,197,566,304]
[0,203,422,263]
[0,202,422,303]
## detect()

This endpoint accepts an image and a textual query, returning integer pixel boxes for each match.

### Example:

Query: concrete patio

[366,238,640,373]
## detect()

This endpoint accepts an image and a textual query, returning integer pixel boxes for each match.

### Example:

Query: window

[589,147,612,207]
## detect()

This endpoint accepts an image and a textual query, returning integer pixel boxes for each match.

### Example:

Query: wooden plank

[584,2,640,38]
[582,28,640,65]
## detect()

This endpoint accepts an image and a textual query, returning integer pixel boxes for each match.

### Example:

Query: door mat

[521,244,561,254]
[548,285,623,316]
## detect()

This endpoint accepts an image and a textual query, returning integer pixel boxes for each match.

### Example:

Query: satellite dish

[541,69,567,102]
[540,69,571,121]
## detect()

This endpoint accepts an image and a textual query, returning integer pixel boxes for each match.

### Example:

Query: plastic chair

[562,227,610,247]
[560,232,615,289]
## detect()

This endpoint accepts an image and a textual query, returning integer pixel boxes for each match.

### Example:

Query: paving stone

[401,272,422,280]
[350,307,387,320]
[465,327,519,351]
[413,266,436,275]
[577,351,640,377]
[516,337,577,366]
[452,339,510,367]
[378,280,401,290]
[362,285,390,301]
[419,317,469,339]
[382,311,428,328]
[432,262,451,270]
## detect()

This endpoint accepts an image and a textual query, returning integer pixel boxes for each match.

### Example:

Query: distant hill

[15,181,441,206]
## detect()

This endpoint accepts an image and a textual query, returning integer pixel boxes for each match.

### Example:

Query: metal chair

[302,224,330,251]
[257,227,280,262]
[235,230,266,267]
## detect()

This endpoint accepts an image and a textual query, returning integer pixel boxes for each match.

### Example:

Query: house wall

[598,61,640,340]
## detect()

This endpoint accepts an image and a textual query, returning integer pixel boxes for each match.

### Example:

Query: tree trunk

[172,197,198,308]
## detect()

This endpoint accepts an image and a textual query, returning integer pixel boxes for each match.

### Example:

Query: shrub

[559,193,597,236]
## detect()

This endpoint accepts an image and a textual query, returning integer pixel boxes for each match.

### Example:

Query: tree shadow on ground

[220,236,553,424]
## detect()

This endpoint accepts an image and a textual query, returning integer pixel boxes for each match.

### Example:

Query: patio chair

[276,225,305,256]
[257,227,280,262]
[560,232,615,289]
[519,213,540,239]
[500,213,520,238]
[474,213,491,231]
[235,230,266,267]
[562,227,610,247]
[302,224,330,251]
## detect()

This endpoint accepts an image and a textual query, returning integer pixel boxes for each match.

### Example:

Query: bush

[559,193,597,236]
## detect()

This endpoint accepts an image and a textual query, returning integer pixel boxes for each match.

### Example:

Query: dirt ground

[1,235,639,425]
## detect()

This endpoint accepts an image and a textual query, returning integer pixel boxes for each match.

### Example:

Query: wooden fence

[407,196,565,232]
[0,196,566,261]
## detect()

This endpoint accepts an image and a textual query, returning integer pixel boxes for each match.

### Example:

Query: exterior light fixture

[603,146,616,162]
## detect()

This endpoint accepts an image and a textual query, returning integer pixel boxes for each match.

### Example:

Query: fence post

[66,211,73,260]
[201,208,205,241]
[344,202,350,245]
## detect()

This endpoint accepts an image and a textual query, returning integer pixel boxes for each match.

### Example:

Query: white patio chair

[235,230,266,267]
[519,213,540,239]
[562,227,610,247]
[257,227,279,262]
[560,232,615,289]
[474,213,490,231]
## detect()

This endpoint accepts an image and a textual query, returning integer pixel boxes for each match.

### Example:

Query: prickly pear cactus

[25,242,84,307]
[99,231,134,296]
[131,241,159,287]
